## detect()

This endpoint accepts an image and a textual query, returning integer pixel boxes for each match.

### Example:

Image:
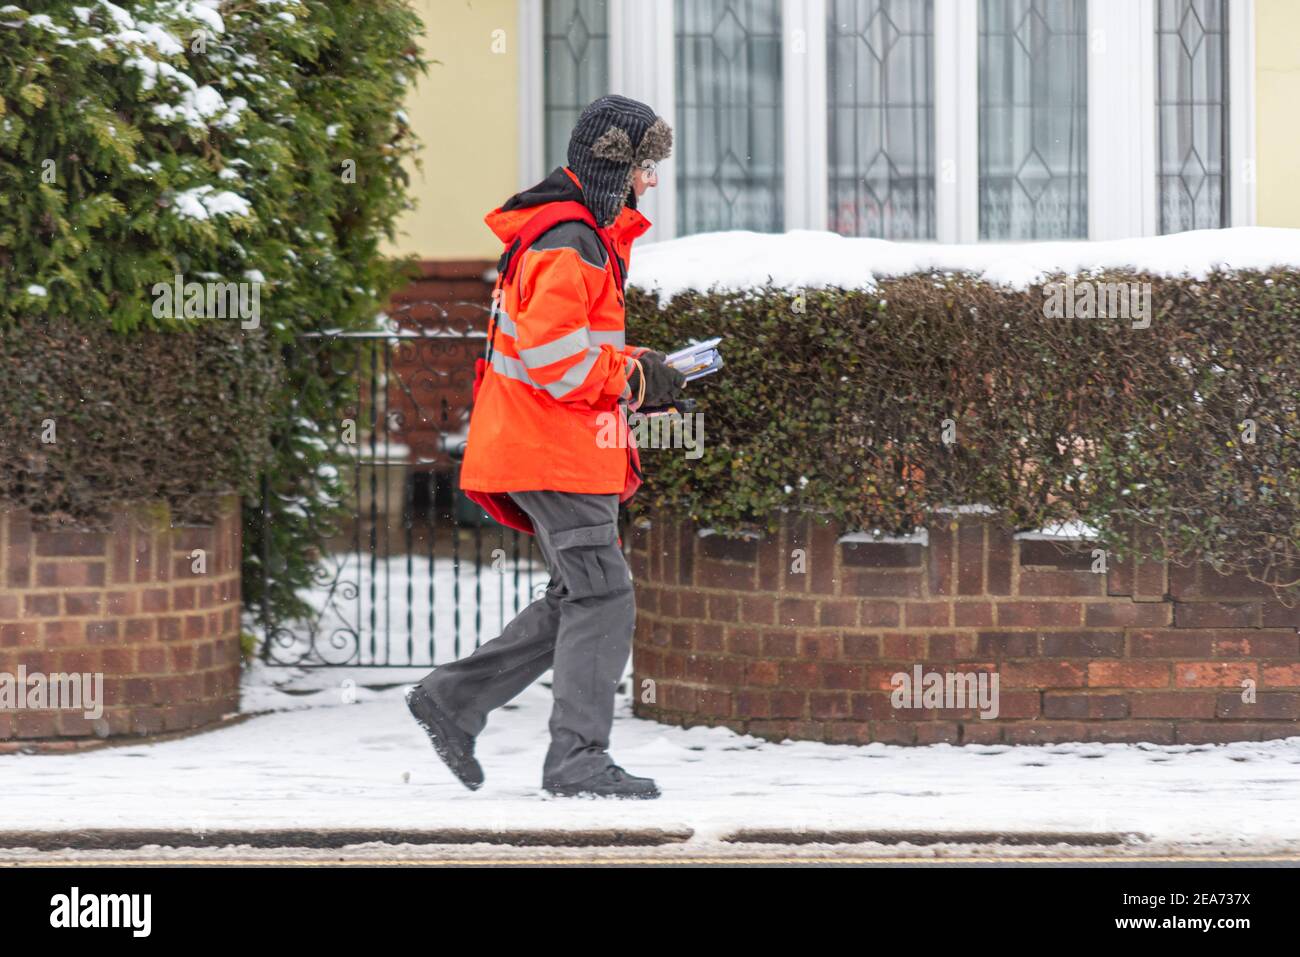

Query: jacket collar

[564,166,653,241]
[484,167,652,246]
[567,167,654,243]
[607,204,651,245]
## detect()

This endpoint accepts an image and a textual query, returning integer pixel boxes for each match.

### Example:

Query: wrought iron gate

[258,314,550,668]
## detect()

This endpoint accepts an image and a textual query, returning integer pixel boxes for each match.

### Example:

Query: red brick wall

[386,260,493,468]
[629,511,1300,746]
[0,495,242,752]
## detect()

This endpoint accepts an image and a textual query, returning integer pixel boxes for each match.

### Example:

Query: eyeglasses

[636,160,658,175]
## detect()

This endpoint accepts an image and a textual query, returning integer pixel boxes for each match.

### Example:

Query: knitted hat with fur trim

[566,94,673,228]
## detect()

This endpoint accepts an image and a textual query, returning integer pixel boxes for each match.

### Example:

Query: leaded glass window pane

[544,0,610,172]
[827,0,935,239]
[979,0,1087,240]
[676,0,784,234]
[1157,0,1228,233]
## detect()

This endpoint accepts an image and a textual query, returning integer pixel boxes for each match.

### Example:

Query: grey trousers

[418,490,635,787]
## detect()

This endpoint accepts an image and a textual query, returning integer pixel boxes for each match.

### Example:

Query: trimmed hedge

[626,271,1300,595]
[0,316,277,524]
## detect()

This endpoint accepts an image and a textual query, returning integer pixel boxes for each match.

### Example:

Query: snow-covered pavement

[3,660,1300,851]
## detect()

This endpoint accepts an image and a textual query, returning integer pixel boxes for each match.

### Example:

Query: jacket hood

[484,166,650,246]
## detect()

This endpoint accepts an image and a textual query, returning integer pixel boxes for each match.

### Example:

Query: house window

[675,0,784,233]
[978,0,1088,240]
[543,0,610,171]
[827,0,935,239]
[523,0,1253,241]
[1156,0,1228,232]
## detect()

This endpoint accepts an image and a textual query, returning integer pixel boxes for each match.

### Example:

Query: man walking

[407,95,685,799]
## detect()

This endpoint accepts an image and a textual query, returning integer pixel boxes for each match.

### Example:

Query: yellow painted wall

[384,0,520,261]
[1255,0,1300,227]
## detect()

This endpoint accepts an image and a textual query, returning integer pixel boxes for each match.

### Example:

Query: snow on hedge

[172,184,251,220]
[628,226,1300,305]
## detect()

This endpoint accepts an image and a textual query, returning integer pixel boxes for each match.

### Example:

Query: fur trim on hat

[635,117,673,164]
[566,95,673,227]
[592,126,635,163]
[603,118,673,226]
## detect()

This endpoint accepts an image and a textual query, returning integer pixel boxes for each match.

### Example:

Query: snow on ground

[4,657,1300,848]
[4,550,1298,847]
[629,226,1300,304]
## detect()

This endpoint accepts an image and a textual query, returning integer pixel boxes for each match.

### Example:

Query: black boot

[544,764,660,799]
[406,684,484,791]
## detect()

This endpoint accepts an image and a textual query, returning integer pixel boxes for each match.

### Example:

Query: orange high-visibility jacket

[459,167,652,496]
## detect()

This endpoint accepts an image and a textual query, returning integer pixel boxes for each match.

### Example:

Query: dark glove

[628,354,687,409]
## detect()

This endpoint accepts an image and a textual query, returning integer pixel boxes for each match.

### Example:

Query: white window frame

[518,0,1255,242]
[609,0,676,237]
[1227,0,1256,227]
[934,0,979,242]
[783,0,828,232]
[1089,0,1158,240]
[518,0,545,190]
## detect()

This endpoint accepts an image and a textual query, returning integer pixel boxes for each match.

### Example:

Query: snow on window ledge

[1014,521,1100,542]
[934,504,998,515]
[837,529,929,547]
[696,527,764,541]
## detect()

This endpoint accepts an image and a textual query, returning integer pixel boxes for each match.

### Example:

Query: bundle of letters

[664,337,723,382]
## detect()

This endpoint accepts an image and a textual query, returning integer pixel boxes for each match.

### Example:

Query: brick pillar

[0,495,243,751]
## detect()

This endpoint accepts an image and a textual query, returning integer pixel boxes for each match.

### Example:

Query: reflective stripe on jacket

[459,167,651,494]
